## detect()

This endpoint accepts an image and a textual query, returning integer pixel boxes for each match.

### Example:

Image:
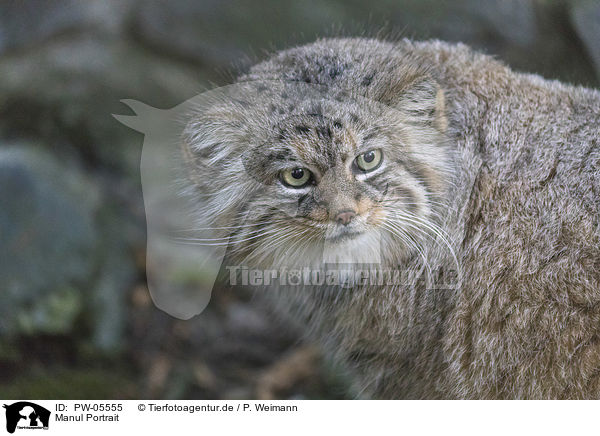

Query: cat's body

[183,38,600,399]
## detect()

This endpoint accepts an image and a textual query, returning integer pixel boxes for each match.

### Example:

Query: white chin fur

[267,230,383,271]
[322,231,382,265]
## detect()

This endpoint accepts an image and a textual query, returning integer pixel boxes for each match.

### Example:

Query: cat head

[181,43,453,271]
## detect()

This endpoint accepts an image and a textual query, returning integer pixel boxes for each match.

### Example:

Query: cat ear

[396,78,448,132]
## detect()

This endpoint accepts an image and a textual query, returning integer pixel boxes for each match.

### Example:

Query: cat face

[182,80,452,270]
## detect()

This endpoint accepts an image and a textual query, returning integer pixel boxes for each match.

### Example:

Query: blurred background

[0,0,598,399]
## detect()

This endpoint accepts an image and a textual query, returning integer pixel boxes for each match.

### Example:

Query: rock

[0,145,98,336]
[570,0,600,79]
[0,143,138,353]
[89,208,138,352]
[0,35,212,176]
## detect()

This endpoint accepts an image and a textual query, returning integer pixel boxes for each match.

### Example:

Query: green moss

[16,287,82,336]
[0,367,135,399]
[0,341,21,362]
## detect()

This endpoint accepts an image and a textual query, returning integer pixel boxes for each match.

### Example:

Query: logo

[3,402,50,434]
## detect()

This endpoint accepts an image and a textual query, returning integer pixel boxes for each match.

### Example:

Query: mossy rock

[0,367,136,399]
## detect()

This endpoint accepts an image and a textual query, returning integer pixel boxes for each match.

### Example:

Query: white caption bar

[0,400,594,436]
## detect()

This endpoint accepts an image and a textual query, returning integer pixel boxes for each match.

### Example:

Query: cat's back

[408,41,600,398]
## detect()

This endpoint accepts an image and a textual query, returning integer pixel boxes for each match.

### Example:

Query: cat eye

[355,149,382,172]
[281,167,312,188]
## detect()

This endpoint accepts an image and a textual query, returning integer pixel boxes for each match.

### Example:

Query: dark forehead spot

[278,107,286,115]
[361,73,375,87]
[288,103,295,112]
[269,104,277,113]
[301,71,312,83]
[281,92,289,99]
[315,126,332,140]
[295,125,311,135]
[350,113,360,123]
[328,64,346,80]
[277,128,287,141]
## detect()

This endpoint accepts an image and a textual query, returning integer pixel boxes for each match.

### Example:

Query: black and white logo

[3,402,50,434]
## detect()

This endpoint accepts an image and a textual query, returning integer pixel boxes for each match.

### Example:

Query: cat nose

[335,210,356,226]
